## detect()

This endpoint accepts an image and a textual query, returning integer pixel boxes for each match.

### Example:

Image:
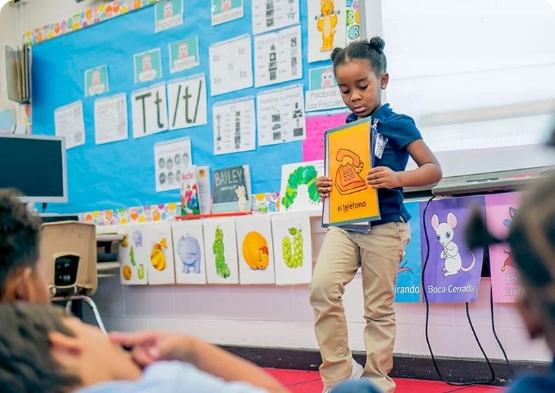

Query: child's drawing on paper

[308,0,347,63]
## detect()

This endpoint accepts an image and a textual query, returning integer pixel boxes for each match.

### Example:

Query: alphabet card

[254,25,302,87]
[203,217,240,284]
[209,35,253,96]
[169,36,200,73]
[420,196,485,303]
[171,220,207,285]
[485,192,522,303]
[236,214,276,285]
[279,160,324,212]
[167,74,207,130]
[394,201,422,303]
[307,0,347,63]
[131,83,168,138]
[141,222,176,285]
[133,48,163,84]
[118,224,149,285]
[271,211,312,285]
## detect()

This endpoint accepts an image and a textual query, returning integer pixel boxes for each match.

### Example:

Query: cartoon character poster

[307,0,347,63]
[155,0,184,32]
[169,36,200,73]
[119,224,149,285]
[211,0,244,26]
[394,201,422,303]
[420,196,485,303]
[236,215,276,285]
[485,192,522,303]
[172,220,207,285]
[142,222,176,285]
[84,65,109,97]
[279,160,324,212]
[133,48,162,84]
[203,217,240,284]
[271,211,312,285]
[345,0,361,45]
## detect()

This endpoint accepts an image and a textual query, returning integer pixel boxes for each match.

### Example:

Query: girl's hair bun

[369,37,386,53]
[330,47,343,62]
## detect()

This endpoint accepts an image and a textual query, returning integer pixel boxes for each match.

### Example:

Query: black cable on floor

[489,275,514,378]
[421,195,495,386]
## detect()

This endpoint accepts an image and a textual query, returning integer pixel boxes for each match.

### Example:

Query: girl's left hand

[367,167,401,189]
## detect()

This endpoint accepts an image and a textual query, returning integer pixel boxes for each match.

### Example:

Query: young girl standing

[311,37,442,393]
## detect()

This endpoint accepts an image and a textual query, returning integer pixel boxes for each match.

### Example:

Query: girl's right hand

[316,176,333,199]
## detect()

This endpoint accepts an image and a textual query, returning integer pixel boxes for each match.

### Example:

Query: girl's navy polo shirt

[346,103,422,225]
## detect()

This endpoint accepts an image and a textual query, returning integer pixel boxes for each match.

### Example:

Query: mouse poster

[394,201,422,303]
[484,192,522,303]
[420,196,485,303]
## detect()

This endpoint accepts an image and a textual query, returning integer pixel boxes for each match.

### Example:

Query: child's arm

[109,331,288,393]
[367,140,442,189]
[399,140,442,188]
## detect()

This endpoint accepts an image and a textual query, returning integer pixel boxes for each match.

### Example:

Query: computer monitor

[0,133,67,203]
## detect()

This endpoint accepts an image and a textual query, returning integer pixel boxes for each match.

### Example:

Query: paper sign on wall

[252,0,300,35]
[94,93,128,145]
[131,83,169,139]
[212,97,256,155]
[209,35,253,96]
[254,25,302,87]
[305,66,346,112]
[155,0,184,32]
[211,0,244,26]
[133,48,163,84]
[54,100,85,149]
[167,74,207,130]
[84,65,109,97]
[256,84,305,146]
[169,36,200,73]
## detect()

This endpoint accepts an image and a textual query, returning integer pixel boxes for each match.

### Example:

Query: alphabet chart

[212,97,256,155]
[208,35,253,96]
[167,73,208,130]
[256,84,305,146]
[254,25,302,88]
[131,83,169,139]
[153,136,192,192]
[252,0,300,35]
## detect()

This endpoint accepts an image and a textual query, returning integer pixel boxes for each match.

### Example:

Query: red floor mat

[264,369,506,393]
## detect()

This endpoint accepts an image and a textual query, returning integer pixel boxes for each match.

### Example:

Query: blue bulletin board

[31,0,340,214]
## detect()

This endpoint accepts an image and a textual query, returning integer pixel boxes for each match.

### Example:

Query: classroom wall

[0,3,20,108]
[20,0,553,364]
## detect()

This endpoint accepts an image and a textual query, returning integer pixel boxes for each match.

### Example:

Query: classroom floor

[265,369,506,393]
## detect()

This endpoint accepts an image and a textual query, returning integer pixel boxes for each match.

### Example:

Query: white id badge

[375,133,388,159]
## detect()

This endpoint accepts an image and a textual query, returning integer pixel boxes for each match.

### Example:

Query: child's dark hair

[331,37,387,75]
[0,188,42,297]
